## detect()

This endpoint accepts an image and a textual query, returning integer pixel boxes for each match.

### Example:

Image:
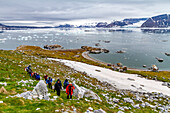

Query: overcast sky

[0,0,170,25]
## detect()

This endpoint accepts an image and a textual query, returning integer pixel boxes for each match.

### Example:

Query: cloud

[0,0,170,22]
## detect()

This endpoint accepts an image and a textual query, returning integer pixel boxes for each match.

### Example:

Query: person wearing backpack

[56,79,62,89]
[46,77,53,89]
[44,75,48,81]
[54,80,61,96]
[63,79,69,89]
[36,73,40,80]
[66,83,75,99]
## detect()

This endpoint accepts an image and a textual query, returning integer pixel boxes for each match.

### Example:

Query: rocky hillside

[96,18,147,28]
[141,14,170,28]
[0,46,170,113]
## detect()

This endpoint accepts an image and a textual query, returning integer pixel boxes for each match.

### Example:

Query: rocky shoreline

[82,51,146,71]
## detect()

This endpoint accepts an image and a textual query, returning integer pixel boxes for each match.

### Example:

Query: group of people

[44,76,75,99]
[25,65,75,99]
[25,65,40,80]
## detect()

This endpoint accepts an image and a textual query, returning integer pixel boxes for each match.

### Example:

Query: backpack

[68,85,73,94]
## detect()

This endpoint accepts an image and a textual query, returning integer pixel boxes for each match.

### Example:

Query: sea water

[0,28,170,70]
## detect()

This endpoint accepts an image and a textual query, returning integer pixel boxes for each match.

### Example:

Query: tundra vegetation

[0,46,169,113]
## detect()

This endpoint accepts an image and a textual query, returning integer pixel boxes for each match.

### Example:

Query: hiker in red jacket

[66,83,75,99]
[44,75,48,81]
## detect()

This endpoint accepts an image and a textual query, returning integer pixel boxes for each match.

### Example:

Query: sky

[0,0,170,26]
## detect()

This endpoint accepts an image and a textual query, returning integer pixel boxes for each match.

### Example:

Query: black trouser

[48,83,52,89]
[54,89,60,96]
[67,94,72,99]
[57,89,60,96]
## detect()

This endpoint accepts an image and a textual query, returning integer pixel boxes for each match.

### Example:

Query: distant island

[1,14,170,30]
[141,14,170,28]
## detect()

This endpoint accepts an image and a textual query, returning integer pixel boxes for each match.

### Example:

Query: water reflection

[141,29,170,33]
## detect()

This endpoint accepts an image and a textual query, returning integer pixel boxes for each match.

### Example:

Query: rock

[158,107,164,111]
[0,82,7,86]
[162,82,170,87]
[44,44,63,50]
[127,78,135,81]
[116,50,125,53]
[117,111,124,113]
[36,108,40,110]
[165,52,170,56]
[74,55,80,58]
[95,43,100,46]
[0,86,8,94]
[14,80,49,100]
[117,63,123,67]
[32,80,48,99]
[88,107,93,111]
[102,49,109,53]
[123,98,134,104]
[55,110,59,112]
[145,102,151,107]
[72,82,86,98]
[0,101,3,103]
[140,103,146,108]
[135,96,142,102]
[119,107,124,111]
[133,104,140,109]
[155,57,164,62]
[123,106,129,110]
[95,69,101,72]
[143,65,146,68]
[72,82,102,101]
[112,98,120,103]
[53,96,58,99]
[94,109,106,113]
[90,50,102,54]
[73,108,77,113]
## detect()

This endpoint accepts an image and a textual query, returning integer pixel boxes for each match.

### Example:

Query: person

[56,79,62,89]
[31,72,35,78]
[44,75,48,81]
[63,79,69,89]
[27,65,31,70]
[66,83,75,99]
[36,73,40,80]
[54,81,61,96]
[27,68,32,77]
[46,77,53,89]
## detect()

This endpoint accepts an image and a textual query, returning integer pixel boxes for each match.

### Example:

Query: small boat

[165,53,170,56]
[155,57,164,62]
[116,50,125,53]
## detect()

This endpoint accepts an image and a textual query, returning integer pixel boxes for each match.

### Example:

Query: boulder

[32,80,48,98]
[0,86,8,94]
[14,80,49,100]
[72,82,102,101]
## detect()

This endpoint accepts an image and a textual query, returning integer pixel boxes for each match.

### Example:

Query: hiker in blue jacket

[35,73,40,80]
[46,77,53,89]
